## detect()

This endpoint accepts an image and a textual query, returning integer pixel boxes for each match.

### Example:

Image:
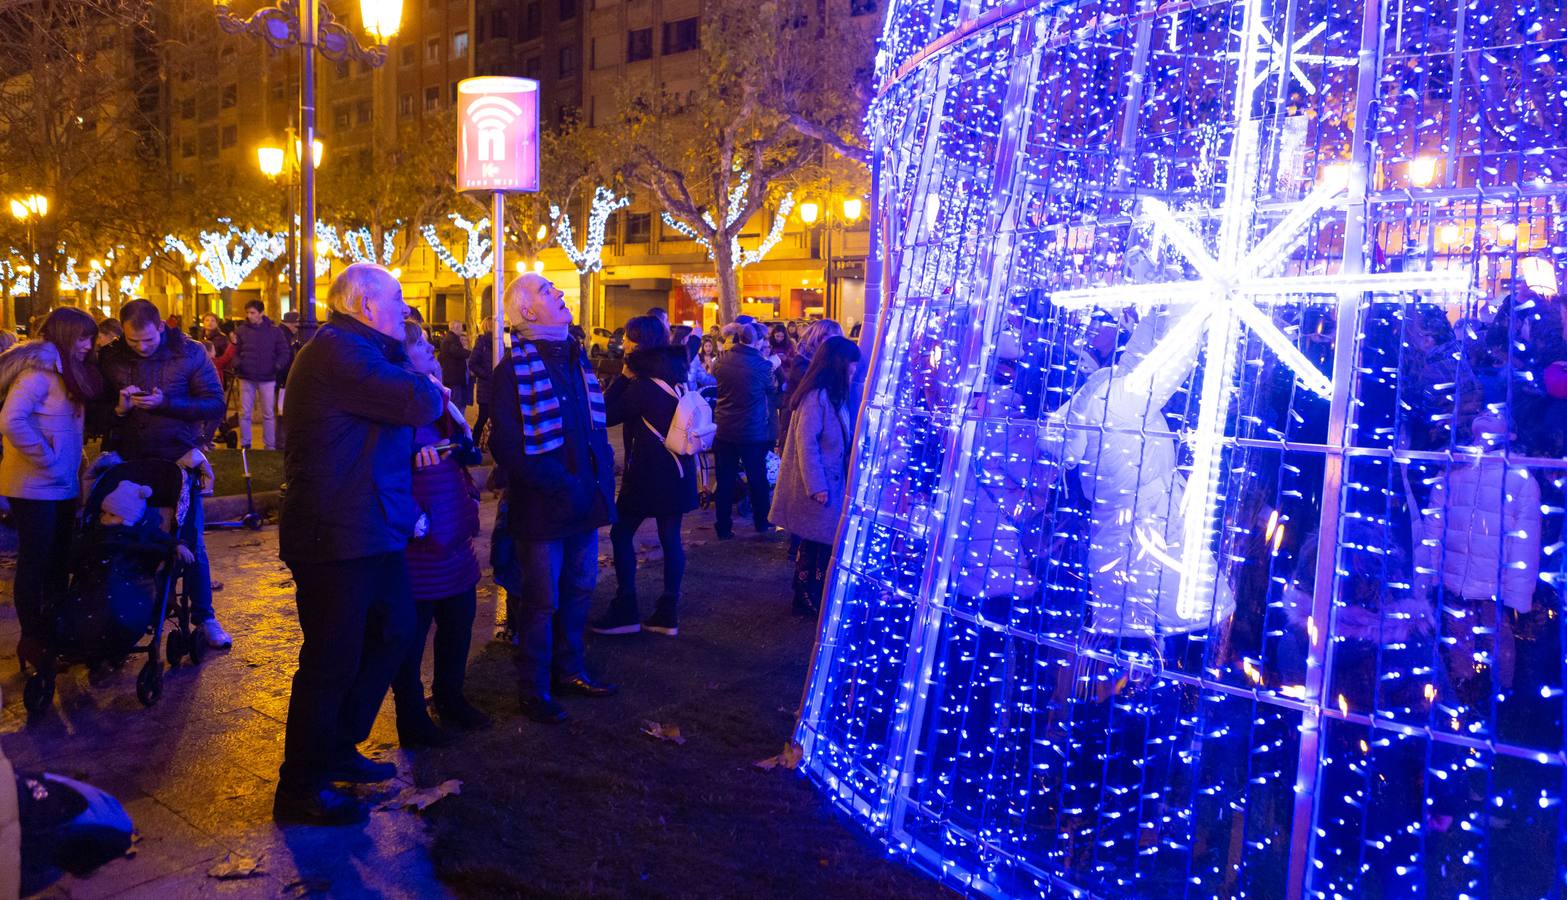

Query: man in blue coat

[273,264,445,826]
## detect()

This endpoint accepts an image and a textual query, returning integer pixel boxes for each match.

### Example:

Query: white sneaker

[200,619,233,650]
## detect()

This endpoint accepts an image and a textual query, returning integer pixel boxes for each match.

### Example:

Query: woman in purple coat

[390,323,491,747]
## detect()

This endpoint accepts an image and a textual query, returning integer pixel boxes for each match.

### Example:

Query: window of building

[489,10,508,38]
[400,44,415,66]
[180,98,195,119]
[333,104,351,128]
[559,0,577,19]
[624,212,651,243]
[524,56,541,80]
[199,95,220,120]
[426,37,441,63]
[425,85,440,110]
[558,45,577,76]
[849,0,877,15]
[627,28,653,62]
[219,46,236,66]
[220,124,237,148]
[221,84,237,108]
[521,3,540,39]
[199,126,218,159]
[356,99,372,124]
[662,17,699,55]
[400,92,414,117]
[181,140,195,158]
[452,30,468,59]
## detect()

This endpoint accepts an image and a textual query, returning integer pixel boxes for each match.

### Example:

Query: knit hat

[101,481,152,526]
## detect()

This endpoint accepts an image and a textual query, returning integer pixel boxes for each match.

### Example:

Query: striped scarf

[511,336,606,455]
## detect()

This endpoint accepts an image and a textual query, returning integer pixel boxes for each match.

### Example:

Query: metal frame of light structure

[215,0,397,336]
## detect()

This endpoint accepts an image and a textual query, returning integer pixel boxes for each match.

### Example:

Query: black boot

[643,596,679,636]
[397,711,455,749]
[273,784,368,826]
[434,696,492,731]
[590,595,641,635]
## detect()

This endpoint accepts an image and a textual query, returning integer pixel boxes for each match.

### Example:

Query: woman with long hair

[592,315,699,635]
[769,336,861,616]
[0,308,101,675]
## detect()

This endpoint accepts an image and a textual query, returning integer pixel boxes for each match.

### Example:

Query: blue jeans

[182,487,215,623]
[513,530,599,698]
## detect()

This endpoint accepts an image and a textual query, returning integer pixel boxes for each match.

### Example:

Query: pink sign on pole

[456,77,540,193]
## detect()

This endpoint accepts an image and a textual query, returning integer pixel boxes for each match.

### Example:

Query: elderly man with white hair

[273,263,447,826]
[487,273,619,724]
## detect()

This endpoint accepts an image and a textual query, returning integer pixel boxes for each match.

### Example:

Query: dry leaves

[753,742,803,771]
[207,852,264,879]
[641,721,686,745]
[380,779,463,812]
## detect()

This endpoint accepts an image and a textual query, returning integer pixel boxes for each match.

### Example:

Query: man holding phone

[99,299,230,650]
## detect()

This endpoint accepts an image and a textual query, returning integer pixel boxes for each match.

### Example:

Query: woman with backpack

[770,336,861,617]
[0,308,102,676]
[591,315,700,637]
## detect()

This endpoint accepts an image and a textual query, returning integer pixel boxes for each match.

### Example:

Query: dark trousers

[609,513,685,613]
[713,439,772,536]
[473,403,492,447]
[793,539,831,611]
[391,587,478,720]
[514,530,598,698]
[182,492,215,623]
[280,553,416,790]
[10,497,76,649]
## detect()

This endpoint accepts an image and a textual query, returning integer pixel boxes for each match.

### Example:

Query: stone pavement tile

[135,767,277,843]
[57,795,229,900]
[231,810,445,898]
[88,862,289,900]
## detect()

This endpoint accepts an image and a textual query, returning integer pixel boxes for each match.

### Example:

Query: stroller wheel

[23,671,54,714]
[136,661,163,707]
[241,513,262,531]
[188,627,206,665]
[166,630,187,667]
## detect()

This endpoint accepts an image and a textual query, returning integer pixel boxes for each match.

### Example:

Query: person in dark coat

[439,322,473,411]
[591,316,698,637]
[232,300,292,450]
[389,322,490,749]
[469,321,496,445]
[99,300,229,649]
[273,263,446,826]
[711,321,778,539]
[488,274,618,725]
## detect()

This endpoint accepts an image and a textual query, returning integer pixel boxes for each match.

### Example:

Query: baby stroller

[22,459,202,713]
[697,385,718,507]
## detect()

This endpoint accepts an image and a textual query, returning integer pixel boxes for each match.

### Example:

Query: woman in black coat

[591,316,698,637]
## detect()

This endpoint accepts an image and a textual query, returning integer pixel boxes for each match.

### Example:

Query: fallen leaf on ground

[380,779,462,812]
[283,877,332,897]
[207,852,264,879]
[641,721,686,745]
[753,742,803,771]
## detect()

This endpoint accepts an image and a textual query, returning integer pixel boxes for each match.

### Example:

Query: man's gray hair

[328,263,395,317]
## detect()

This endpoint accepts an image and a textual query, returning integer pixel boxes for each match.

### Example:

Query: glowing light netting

[797,0,1567,896]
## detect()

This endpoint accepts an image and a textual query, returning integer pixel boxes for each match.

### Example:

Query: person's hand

[415,445,441,469]
[116,386,139,415]
[812,490,829,505]
[175,544,195,565]
[132,388,164,410]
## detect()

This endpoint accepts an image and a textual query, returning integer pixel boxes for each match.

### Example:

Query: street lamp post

[215,0,399,338]
[797,197,862,320]
[258,130,323,319]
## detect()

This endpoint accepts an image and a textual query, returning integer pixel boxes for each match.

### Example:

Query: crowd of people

[0,262,863,827]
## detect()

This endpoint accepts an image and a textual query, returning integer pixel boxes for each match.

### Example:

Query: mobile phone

[423,442,457,456]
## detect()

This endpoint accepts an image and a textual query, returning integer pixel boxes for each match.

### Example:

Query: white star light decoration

[420,214,493,279]
[551,186,629,275]
[1050,0,1472,621]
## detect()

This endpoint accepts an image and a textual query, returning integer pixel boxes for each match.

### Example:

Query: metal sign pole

[493,192,505,364]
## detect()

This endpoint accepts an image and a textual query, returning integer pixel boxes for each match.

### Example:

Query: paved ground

[0,493,945,899]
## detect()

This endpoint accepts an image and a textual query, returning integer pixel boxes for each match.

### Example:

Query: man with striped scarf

[488,274,620,724]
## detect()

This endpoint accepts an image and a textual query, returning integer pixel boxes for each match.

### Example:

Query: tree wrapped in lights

[550,187,628,331]
[164,220,286,298]
[796,0,1567,897]
[660,171,797,270]
[422,213,493,324]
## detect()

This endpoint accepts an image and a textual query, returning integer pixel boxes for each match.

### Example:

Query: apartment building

[474,0,584,130]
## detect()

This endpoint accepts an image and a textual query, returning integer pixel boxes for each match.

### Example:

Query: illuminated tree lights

[165,220,286,292]
[797,0,1567,897]
[420,213,492,279]
[660,171,796,268]
[551,187,628,275]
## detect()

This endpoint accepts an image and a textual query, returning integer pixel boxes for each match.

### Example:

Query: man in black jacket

[232,299,292,450]
[100,300,230,648]
[711,321,779,539]
[273,264,446,826]
[489,274,618,724]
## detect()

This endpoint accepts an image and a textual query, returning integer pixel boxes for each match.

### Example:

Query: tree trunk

[578,270,594,333]
[261,259,282,319]
[464,278,475,331]
[713,236,740,324]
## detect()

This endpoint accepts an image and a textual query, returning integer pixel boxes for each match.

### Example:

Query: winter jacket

[278,313,446,564]
[1058,308,1234,638]
[0,342,85,501]
[952,410,1050,599]
[770,388,851,544]
[439,332,473,405]
[604,346,698,520]
[232,316,292,383]
[488,336,617,542]
[468,332,497,406]
[98,329,225,462]
[712,344,777,444]
[206,328,236,377]
[406,415,482,601]
[1416,457,1542,612]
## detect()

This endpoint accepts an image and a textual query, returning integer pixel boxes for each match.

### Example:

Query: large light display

[797,0,1567,897]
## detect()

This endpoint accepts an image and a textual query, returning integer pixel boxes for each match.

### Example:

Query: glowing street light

[797,201,821,225]
[842,197,863,222]
[535,224,549,242]
[9,194,47,221]
[257,146,285,179]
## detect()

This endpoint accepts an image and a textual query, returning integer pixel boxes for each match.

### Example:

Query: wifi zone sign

[457,77,540,192]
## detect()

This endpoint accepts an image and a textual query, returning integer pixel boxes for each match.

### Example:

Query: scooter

[208,446,263,531]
